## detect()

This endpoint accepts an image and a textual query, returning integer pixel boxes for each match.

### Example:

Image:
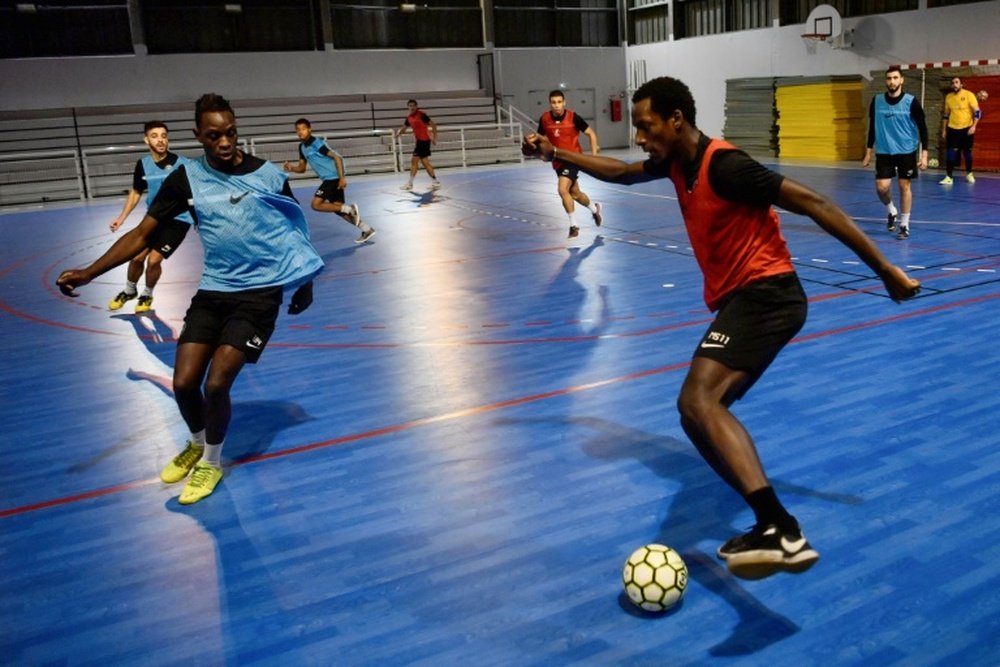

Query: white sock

[340,204,355,216]
[587,202,598,213]
[202,442,223,467]
[900,213,911,228]
[190,429,207,447]
[886,202,898,216]
[125,280,138,294]
[569,210,581,229]
[140,287,153,298]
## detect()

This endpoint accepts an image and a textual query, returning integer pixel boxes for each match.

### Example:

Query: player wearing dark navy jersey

[524,76,920,580]
[537,90,603,239]
[394,99,441,191]
[58,94,323,506]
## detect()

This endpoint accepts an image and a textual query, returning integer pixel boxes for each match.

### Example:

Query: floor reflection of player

[57,93,324,505]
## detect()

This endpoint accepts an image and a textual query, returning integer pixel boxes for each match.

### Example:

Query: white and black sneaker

[355,227,377,244]
[592,201,603,227]
[896,226,909,240]
[887,212,897,233]
[350,203,362,227]
[718,524,819,580]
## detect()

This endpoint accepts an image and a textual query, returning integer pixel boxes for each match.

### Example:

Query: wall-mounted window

[778,0,917,24]
[0,1,132,58]
[143,0,324,54]
[330,0,483,49]
[628,0,670,46]
[494,0,619,47]
[675,0,771,38]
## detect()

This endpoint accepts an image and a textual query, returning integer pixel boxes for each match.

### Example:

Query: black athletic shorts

[147,218,191,258]
[413,140,432,158]
[556,165,580,182]
[945,126,975,151]
[178,286,283,363]
[314,179,345,204]
[693,272,807,398]
[875,153,919,180]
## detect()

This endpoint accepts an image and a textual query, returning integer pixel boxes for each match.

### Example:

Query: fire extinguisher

[609,96,622,122]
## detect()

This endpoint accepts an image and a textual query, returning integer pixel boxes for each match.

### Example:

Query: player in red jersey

[524,76,920,580]
[394,99,441,191]
[537,90,603,238]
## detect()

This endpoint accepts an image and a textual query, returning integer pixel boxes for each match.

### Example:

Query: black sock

[744,487,798,534]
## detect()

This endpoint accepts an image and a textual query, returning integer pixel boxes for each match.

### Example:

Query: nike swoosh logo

[781,536,807,552]
[700,342,725,348]
[230,192,249,204]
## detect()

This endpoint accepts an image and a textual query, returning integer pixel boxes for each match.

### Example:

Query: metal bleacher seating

[0,90,524,207]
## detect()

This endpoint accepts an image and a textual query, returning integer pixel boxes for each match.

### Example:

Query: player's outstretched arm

[57,215,159,297]
[776,179,920,302]
[521,133,653,185]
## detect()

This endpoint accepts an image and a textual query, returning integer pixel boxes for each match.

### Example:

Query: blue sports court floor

[2,153,998,666]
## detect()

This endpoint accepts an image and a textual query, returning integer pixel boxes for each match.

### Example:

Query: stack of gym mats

[776,75,864,161]
[723,77,778,157]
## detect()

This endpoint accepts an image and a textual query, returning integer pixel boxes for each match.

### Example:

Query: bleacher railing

[0,149,84,207]
[1,124,523,207]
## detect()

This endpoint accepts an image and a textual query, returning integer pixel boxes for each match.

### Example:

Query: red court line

[2,289,997,519]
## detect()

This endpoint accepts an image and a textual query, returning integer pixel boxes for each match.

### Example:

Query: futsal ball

[977,90,989,102]
[928,157,939,168]
[622,544,688,612]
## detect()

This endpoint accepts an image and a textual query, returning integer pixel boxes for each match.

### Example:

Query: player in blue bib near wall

[283,118,376,244]
[107,121,194,313]
[57,94,324,505]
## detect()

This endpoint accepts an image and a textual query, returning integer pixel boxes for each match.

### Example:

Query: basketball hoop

[801,33,829,54]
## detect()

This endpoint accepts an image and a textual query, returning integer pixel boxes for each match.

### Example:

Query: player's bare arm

[523,133,655,185]
[585,127,600,155]
[110,189,143,231]
[776,178,920,302]
[57,214,159,296]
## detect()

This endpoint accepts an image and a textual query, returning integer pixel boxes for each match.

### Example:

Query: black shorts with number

[945,126,975,151]
[178,286,283,364]
[413,139,432,158]
[147,218,191,258]
[314,179,345,204]
[875,152,919,180]
[556,164,580,181]
[694,272,807,399]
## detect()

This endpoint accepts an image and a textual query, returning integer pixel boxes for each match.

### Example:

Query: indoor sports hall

[2,2,999,665]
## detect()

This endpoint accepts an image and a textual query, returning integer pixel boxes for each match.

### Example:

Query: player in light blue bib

[57,94,324,506]
[284,118,376,244]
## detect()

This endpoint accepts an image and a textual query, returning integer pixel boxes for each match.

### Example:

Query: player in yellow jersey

[939,77,981,185]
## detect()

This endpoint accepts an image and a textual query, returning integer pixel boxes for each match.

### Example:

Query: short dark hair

[549,89,565,100]
[295,118,311,127]
[194,93,235,127]
[886,65,902,75]
[407,99,418,106]
[633,76,697,127]
[144,120,168,134]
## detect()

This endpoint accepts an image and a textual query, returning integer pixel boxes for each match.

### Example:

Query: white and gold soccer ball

[622,544,689,612]
[928,157,940,168]
[977,90,988,102]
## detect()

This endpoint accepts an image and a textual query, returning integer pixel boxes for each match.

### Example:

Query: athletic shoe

[160,441,204,483]
[593,201,603,227]
[721,524,820,580]
[939,176,954,185]
[886,212,897,233]
[431,180,442,190]
[108,290,137,311]
[966,172,976,184]
[134,295,154,313]
[897,226,910,240]
[568,226,580,239]
[400,183,413,191]
[350,203,362,226]
[178,461,223,505]
[355,227,377,244]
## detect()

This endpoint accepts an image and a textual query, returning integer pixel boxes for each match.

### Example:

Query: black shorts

[874,153,919,180]
[413,140,432,158]
[178,286,283,363]
[147,218,191,258]
[555,164,580,182]
[945,126,975,151]
[314,180,345,204]
[694,272,807,398]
